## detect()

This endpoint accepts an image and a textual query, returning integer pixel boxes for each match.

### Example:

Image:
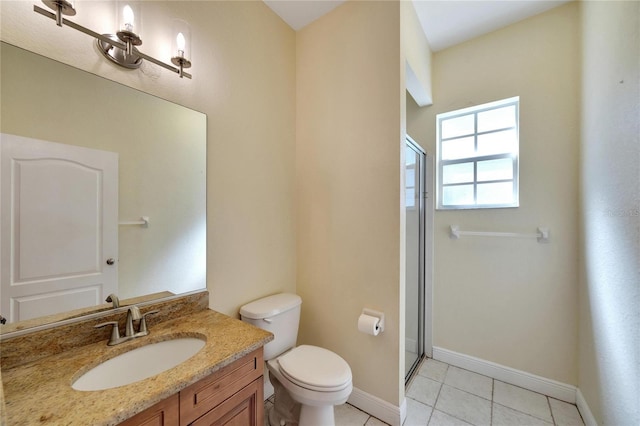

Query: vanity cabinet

[120,394,180,426]
[180,347,264,426]
[187,377,262,426]
[120,348,264,426]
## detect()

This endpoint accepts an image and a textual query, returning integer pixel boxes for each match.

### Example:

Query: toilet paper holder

[361,308,385,333]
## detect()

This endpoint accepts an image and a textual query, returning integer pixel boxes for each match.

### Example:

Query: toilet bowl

[268,345,352,425]
[240,293,353,426]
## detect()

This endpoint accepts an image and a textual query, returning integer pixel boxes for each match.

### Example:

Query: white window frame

[436,96,519,210]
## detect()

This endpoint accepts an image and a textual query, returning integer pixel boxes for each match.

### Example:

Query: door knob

[106,258,116,265]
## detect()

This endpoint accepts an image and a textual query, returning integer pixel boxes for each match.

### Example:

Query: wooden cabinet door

[119,394,179,426]
[190,377,263,426]
[180,348,263,425]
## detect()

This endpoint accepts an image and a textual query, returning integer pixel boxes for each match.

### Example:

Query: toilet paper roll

[358,314,380,336]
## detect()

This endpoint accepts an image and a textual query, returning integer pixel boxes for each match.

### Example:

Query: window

[436,97,519,209]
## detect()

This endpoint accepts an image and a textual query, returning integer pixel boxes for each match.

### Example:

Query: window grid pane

[477,158,514,182]
[441,136,475,160]
[441,114,475,139]
[443,184,474,206]
[442,162,474,185]
[477,129,517,157]
[477,105,516,133]
[477,182,515,205]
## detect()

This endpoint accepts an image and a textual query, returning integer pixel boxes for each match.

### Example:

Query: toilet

[240,293,352,426]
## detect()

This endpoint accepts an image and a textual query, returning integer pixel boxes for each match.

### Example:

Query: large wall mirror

[0,42,206,333]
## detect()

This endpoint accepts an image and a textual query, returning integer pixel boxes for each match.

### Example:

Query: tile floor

[264,394,388,426]
[263,357,586,426]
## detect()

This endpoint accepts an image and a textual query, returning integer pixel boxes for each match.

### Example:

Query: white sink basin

[72,337,206,391]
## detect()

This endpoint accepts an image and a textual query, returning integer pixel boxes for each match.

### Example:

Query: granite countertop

[1,309,273,425]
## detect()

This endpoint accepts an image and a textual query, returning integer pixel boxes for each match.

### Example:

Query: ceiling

[263,0,572,51]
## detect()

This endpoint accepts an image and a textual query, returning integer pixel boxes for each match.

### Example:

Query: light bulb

[176,32,186,56]
[122,5,134,32]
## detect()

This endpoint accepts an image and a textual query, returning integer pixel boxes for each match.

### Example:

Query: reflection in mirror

[0,42,206,333]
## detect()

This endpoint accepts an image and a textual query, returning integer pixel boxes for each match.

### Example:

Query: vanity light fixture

[170,19,192,79]
[33,0,193,79]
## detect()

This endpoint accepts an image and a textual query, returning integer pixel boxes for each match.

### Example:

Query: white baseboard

[576,388,597,426]
[347,386,405,426]
[432,346,577,403]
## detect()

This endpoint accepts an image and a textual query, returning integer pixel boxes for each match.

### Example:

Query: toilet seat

[277,345,352,392]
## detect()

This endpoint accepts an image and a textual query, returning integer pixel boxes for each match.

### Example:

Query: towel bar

[450,225,549,243]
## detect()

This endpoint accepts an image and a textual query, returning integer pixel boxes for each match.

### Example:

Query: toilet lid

[278,345,352,391]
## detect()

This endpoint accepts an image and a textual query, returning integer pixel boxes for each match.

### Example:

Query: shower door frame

[405,135,433,384]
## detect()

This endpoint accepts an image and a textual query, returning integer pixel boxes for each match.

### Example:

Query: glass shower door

[405,136,425,382]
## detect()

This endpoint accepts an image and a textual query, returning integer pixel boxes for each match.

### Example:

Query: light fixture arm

[53,2,63,26]
[42,0,75,26]
[33,4,192,79]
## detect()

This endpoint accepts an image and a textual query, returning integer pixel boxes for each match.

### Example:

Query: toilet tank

[240,293,302,361]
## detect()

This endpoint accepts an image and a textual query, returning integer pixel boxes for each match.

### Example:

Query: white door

[1,134,118,322]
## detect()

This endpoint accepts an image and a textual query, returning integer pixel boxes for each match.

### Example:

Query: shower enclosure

[404,136,431,383]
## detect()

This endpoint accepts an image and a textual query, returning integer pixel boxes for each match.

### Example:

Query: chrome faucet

[105,293,120,309]
[94,320,128,346]
[136,309,159,337]
[95,306,158,345]
[125,305,141,337]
